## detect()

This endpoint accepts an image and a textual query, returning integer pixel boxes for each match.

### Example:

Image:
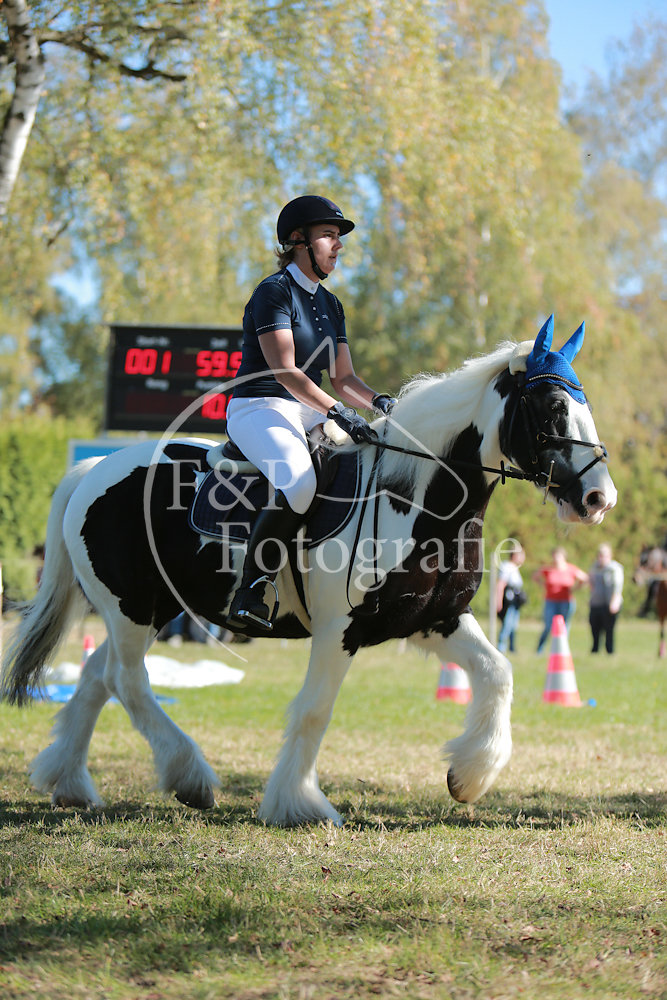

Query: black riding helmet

[277,195,355,280]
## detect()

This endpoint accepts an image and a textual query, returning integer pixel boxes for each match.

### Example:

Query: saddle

[188,429,361,549]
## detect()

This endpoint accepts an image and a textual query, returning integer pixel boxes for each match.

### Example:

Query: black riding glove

[327,402,378,444]
[371,393,397,415]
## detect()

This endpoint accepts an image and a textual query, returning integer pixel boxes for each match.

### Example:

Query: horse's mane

[386,341,519,483]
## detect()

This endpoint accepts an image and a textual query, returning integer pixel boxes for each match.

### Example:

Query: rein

[368,438,540,484]
[345,441,383,614]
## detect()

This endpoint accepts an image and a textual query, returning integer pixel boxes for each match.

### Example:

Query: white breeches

[226,396,324,515]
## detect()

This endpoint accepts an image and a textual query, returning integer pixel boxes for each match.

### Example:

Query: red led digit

[211,351,230,376]
[196,350,212,376]
[160,350,172,374]
[201,394,228,420]
[124,349,138,374]
[229,351,242,374]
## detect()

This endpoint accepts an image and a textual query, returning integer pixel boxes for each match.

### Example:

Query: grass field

[0,613,665,999]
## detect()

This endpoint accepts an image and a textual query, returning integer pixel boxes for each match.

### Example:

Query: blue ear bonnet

[524,315,587,405]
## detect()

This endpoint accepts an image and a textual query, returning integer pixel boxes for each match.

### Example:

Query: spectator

[588,543,623,654]
[495,541,526,654]
[532,546,588,653]
[636,540,667,617]
[158,612,221,647]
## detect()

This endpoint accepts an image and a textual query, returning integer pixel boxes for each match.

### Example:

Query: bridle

[499,371,608,502]
[341,368,608,613]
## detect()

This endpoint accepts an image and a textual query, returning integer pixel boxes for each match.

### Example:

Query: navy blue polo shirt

[232,262,348,400]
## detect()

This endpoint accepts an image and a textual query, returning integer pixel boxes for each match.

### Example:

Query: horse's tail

[1,459,101,706]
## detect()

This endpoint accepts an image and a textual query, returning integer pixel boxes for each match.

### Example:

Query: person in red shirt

[532,546,589,653]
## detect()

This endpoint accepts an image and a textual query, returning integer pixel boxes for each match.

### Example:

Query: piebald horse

[2,317,616,825]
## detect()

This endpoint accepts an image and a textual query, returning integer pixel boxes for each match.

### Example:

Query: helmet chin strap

[288,230,328,281]
[306,243,327,281]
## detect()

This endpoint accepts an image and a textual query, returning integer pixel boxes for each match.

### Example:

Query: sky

[544,0,663,91]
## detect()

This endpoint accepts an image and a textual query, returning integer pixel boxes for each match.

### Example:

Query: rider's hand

[371,393,397,416]
[327,402,378,444]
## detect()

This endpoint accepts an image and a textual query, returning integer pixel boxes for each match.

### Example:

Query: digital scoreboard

[105,324,244,433]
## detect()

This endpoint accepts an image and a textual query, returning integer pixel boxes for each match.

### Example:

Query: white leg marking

[31,641,112,807]
[104,619,219,808]
[415,612,513,802]
[259,619,353,826]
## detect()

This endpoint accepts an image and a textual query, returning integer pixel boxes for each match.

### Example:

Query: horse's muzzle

[556,485,616,524]
[582,486,616,517]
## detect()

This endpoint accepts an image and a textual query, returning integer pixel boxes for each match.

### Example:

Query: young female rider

[226,195,395,630]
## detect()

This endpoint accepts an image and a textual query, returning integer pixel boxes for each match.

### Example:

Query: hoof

[52,793,96,809]
[175,786,215,810]
[446,768,467,803]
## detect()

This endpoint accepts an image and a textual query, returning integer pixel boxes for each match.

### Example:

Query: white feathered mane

[322,340,533,484]
[375,340,530,481]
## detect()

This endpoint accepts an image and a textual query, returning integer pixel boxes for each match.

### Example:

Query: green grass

[0,614,665,999]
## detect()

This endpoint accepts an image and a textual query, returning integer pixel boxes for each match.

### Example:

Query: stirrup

[229,575,279,631]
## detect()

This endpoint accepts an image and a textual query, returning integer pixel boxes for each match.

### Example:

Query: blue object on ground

[40,685,177,705]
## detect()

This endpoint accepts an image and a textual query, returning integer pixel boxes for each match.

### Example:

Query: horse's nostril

[583,489,606,512]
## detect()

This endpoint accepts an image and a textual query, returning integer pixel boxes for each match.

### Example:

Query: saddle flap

[188,447,359,548]
[189,468,268,541]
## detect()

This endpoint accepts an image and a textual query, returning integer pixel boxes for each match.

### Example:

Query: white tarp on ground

[45,655,244,688]
[146,655,244,687]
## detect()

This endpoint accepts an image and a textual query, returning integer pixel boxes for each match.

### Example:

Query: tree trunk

[0,0,46,218]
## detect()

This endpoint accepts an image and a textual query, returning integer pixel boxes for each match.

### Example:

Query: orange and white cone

[542,614,581,706]
[81,634,96,669]
[436,662,472,703]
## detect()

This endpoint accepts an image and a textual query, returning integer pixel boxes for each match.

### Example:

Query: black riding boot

[227,491,303,631]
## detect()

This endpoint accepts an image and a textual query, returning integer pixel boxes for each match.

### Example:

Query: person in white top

[588,543,624,653]
[496,541,526,654]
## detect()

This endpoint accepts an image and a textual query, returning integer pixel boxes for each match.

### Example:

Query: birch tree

[0,0,45,217]
[0,0,191,218]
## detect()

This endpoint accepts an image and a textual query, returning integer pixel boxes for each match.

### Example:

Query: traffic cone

[436,662,472,703]
[542,614,581,706]
[81,634,96,669]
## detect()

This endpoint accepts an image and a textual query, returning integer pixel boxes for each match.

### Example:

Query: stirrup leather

[230,575,280,631]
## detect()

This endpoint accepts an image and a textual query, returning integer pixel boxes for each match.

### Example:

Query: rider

[225,195,396,630]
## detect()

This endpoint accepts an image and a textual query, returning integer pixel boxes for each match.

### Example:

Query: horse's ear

[559,321,585,363]
[527,313,554,366]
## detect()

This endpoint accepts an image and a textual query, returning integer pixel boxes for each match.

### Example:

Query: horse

[635,545,667,657]
[1,316,617,825]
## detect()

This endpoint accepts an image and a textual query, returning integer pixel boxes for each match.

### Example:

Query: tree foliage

[0,0,665,591]
[0,414,94,598]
